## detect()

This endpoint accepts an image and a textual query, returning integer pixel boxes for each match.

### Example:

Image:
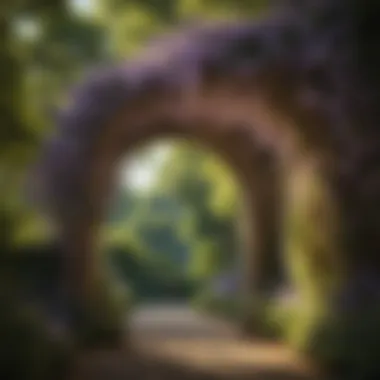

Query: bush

[192,290,245,321]
[0,287,75,380]
[193,288,300,340]
[294,308,380,379]
[75,264,135,348]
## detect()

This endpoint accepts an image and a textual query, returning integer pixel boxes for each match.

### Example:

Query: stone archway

[34,105,283,328]
[32,21,292,312]
[32,1,380,375]
[35,22,291,325]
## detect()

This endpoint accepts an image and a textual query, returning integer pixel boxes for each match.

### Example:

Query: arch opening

[103,137,286,307]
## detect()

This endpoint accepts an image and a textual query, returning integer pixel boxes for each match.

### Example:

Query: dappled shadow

[70,304,322,380]
[70,348,322,380]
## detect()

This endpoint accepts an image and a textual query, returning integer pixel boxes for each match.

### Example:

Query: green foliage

[1,0,269,260]
[304,309,380,379]
[279,160,343,345]
[0,0,301,373]
[76,266,134,347]
[284,164,343,302]
[1,0,110,258]
[108,243,197,300]
[193,289,294,340]
[104,139,242,298]
[276,160,380,376]
[177,0,269,21]
[4,0,380,376]
[192,289,245,321]
[0,283,74,380]
[154,141,240,280]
